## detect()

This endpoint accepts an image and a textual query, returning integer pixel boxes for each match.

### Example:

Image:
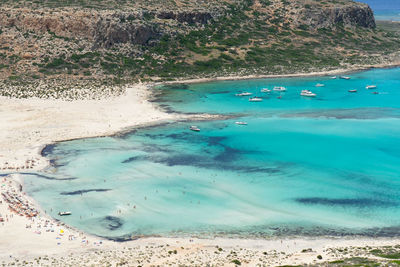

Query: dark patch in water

[378,146,400,158]
[60,189,111,195]
[161,83,190,90]
[213,146,240,163]
[100,216,123,231]
[157,154,205,167]
[41,144,56,157]
[282,108,400,120]
[139,144,172,153]
[165,132,191,140]
[295,197,397,207]
[121,156,143,164]
[20,172,76,181]
[48,159,65,168]
[207,136,227,146]
[152,153,280,174]
[209,90,230,94]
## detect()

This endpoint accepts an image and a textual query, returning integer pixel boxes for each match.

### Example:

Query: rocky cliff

[0,0,376,50]
[296,2,376,29]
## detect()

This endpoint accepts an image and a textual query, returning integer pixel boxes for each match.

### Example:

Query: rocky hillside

[0,0,399,98]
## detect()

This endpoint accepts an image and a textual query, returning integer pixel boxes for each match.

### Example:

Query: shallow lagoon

[23,68,400,240]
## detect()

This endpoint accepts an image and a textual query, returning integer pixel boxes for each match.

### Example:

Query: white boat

[58,211,72,216]
[366,85,377,89]
[300,90,316,97]
[273,86,287,92]
[249,97,263,102]
[189,126,200,132]
[260,88,271,93]
[315,83,325,87]
[235,121,248,125]
[340,76,351,80]
[331,76,337,79]
[348,89,357,93]
[235,92,252,96]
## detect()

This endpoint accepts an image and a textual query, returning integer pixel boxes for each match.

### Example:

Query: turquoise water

[23,68,400,240]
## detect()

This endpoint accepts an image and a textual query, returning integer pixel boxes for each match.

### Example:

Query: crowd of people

[1,179,38,219]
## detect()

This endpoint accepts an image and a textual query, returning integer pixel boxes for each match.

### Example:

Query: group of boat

[348,85,378,93]
[191,80,380,132]
[236,79,380,100]
[334,75,379,93]
[237,86,318,101]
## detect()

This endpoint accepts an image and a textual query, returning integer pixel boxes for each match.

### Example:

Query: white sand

[0,78,399,266]
[0,84,173,171]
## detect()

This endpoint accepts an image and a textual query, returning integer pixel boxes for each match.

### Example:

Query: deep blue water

[22,68,400,240]
[359,0,400,21]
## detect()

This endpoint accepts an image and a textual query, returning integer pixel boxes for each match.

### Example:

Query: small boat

[348,89,357,93]
[372,91,379,95]
[273,86,287,92]
[340,76,351,80]
[235,121,248,125]
[58,211,72,216]
[235,92,252,96]
[300,90,316,97]
[249,97,263,102]
[331,76,337,79]
[366,85,377,89]
[189,126,200,132]
[315,83,325,87]
[260,88,271,93]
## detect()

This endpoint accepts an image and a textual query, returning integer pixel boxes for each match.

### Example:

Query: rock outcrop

[296,3,376,29]
[157,11,212,24]
[93,21,157,48]
[0,8,214,48]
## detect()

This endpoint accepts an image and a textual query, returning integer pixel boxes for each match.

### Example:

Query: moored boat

[340,76,351,80]
[58,211,72,216]
[315,83,325,87]
[189,126,200,132]
[273,86,286,92]
[249,97,263,102]
[300,90,316,97]
[366,85,377,89]
[260,88,271,93]
[331,76,337,79]
[235,121,248,125]
[235,92,252,96]
[348,89,357,93]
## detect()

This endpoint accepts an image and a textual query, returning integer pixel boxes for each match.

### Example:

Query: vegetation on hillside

[0,0,399,98]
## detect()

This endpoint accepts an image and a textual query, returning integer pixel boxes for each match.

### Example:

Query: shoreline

[1,64,400,265]
[157,62,400,85]
[2,61,400,175]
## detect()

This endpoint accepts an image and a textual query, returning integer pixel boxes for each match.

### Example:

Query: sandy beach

[0,83,174,172]
[1,69,400,266]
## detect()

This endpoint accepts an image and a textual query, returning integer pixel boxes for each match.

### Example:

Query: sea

[21,67,400,240]
[360,0,400,21]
